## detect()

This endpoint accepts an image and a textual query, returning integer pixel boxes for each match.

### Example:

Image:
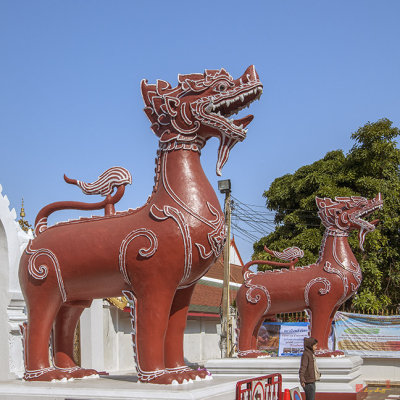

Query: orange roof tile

[189,256,244,315]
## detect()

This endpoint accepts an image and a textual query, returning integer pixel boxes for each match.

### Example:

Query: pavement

[364,387,400,400]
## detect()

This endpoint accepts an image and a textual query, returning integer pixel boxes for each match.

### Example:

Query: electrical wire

[230,196,275,243]
[229,195,322,243]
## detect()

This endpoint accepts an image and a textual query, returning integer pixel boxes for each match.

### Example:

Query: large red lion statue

[19,66,263,383]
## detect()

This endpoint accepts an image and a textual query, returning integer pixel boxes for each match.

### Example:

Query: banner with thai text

[334,311,400,358]
[259,322,333,356]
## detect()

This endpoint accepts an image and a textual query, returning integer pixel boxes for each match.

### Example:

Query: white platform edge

[0,375,238,400]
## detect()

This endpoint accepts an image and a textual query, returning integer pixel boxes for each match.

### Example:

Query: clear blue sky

[1,1,399,262]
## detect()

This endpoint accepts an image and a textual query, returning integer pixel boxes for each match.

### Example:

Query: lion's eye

[215,83,228,92]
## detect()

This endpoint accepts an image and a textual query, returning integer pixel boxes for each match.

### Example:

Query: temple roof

[189,249,244,317]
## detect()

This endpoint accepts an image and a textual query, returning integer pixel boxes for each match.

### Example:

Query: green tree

[253,118,400,312]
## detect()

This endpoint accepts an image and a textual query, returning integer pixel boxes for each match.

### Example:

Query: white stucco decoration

[0,184,32,379]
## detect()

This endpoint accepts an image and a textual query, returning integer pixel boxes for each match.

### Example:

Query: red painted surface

[187,312,219,318]
[236,373,282,400]
[286,389,368,400]
[236,195,383,357]
[18,66,263,383]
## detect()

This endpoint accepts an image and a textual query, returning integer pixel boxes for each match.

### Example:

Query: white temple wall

[184,318,222,364]
[103,304,135,372]
[0,220,11,380]
[80,299,105,372]
[80,303,225,373]
[0,185,31,380]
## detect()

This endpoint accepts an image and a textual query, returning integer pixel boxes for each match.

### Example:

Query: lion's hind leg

[53,300,100,379]
[22,292,67,381]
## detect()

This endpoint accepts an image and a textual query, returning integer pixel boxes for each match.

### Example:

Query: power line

[229,196,325,245]
[230,196,275,243]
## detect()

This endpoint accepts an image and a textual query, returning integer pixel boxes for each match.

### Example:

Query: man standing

[299,337,321,400]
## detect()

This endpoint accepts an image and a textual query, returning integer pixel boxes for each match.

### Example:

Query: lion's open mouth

[203,85,263,137]
[353,196,383,229]
[193,79,263,175]
[351,194,383,250]
[189,65,263,175]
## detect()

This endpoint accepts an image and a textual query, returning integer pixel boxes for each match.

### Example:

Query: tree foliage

[253,119,400,311]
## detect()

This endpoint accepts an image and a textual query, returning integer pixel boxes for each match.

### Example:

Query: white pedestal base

[205,356,367,399]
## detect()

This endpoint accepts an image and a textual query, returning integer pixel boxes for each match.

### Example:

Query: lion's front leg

[164,285,212,382]
[237,285,271,358]
[126,286,190,384]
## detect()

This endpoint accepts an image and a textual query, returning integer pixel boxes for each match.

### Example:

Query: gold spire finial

[18,197,32,233]
[20,198,26,219]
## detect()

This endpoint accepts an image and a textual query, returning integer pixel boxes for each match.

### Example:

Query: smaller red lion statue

[236,194,383,357]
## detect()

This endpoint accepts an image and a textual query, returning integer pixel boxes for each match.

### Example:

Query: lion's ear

[156,79,171,94]
[141,79,154,108]
[315,197,326,210]
[315,197,336,210]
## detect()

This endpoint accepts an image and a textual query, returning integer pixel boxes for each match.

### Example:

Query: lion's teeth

[240,94,244,102]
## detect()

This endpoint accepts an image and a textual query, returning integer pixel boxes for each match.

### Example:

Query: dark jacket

[299,337,318,385]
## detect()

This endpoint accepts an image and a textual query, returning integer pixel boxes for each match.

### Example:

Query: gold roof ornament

[20,199,26,218]
[106,296,129,311]
[18,198,32,233]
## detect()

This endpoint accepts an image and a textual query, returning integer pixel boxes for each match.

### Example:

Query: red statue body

[18,66,263,383]
[236,194,382,358]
